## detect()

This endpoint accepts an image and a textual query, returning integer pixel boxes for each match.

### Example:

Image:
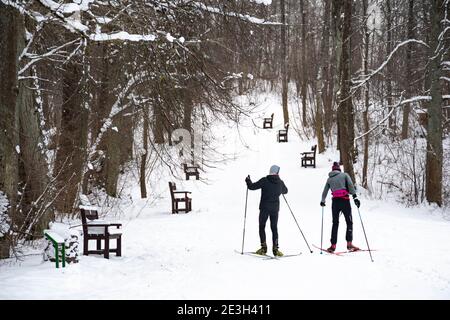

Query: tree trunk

[0,4,20,258]
[54,49,88,214]
[18,69,51,237]
[425,0,444,206]
[320,0,332,138]
[362,0,370,189]
[153,101,165,144]
[300,0,307,128]
[140,109,149,199]
[280,0,289,126]
[315,91,325,153]
[182,90,195,164]
[313,0,328,154]
[386,0,395,137]
[332,0,344,151]
[337,0,356,182]
[401,0,414,140]
[104,119,121,197]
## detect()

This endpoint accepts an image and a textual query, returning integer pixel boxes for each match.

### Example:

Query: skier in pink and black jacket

[320,162,361,253]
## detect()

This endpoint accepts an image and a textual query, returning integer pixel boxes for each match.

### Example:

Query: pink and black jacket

[321,170,356,202]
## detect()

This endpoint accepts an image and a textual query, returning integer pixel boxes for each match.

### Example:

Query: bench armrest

[86,222,122,228]
[86,220,122,228]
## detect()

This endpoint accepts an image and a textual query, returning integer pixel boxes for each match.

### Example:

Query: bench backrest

[312,145,317,155]
[281,123,289,133]
[183,163,199,173]
[80,207,99,234]
[169,182,176,200]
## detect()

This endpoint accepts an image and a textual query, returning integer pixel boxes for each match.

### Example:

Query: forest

[0,0,449,262]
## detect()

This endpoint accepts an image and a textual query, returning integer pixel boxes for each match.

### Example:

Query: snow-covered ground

[1,92,450,300]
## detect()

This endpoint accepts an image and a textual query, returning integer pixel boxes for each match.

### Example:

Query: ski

[335,249,376,255]
[313,245,375,256]
[312,244,344,256]
[234,250,269,258]
[235,250,301,260]
[263,252,302,260]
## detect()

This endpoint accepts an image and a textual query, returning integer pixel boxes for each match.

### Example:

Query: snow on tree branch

[191,1,280,25]
[352,39,429,93]
[353,92,450,143]
[87,71,149,161]
[18,38,82,76]
[89,32,156,42]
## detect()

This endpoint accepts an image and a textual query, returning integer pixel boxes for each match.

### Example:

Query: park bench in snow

[277,123,289,142]
[44,230,66,268]
[183,163,200,180]
[79,206,122,259]
[169,182,192,214]
[301,145,317,168]
[263,113,274,129]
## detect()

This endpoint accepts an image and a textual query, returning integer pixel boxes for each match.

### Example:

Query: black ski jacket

[246,175,288,212]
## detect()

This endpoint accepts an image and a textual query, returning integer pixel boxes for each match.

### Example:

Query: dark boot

[327,244,336,253]
[273,247,284,257]
[255,243,267,255]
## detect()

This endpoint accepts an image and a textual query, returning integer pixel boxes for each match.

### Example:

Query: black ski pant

[330,198,353,245]
[259,210,279,247]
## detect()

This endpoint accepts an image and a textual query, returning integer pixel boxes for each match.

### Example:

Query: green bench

[44,230,66,268]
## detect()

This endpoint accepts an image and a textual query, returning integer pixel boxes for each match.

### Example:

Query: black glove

[320,202,326,207]
[245,175,251,184]
[354,198,360,208]
[352,194,358,199]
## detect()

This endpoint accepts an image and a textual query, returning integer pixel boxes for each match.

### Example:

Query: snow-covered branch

[191,1,280,26]
[352,39,429,92]
[18,38,82,76]
[87,71,149,160]
[89,31,156,42]
[354,96,404,143]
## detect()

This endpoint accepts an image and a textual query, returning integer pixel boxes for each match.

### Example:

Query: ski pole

[241,185,249,255]
[320,206,324,254]
[282,194,313,253]
[357,207,374,262]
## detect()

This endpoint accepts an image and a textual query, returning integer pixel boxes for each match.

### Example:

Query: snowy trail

[1,93,450,299]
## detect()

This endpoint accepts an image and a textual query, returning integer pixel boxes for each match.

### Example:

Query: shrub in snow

[43,223,79,264]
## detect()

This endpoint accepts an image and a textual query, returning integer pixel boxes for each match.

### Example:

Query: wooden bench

[44,230,66,268]
[183,163,200,180]
[80,206,122,259]
[277,123,289,142]
[301,145,317,168]
[169,182,192,214]
[263,113,274,129]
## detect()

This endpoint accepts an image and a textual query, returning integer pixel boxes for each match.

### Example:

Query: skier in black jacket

[245,165,288,257]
